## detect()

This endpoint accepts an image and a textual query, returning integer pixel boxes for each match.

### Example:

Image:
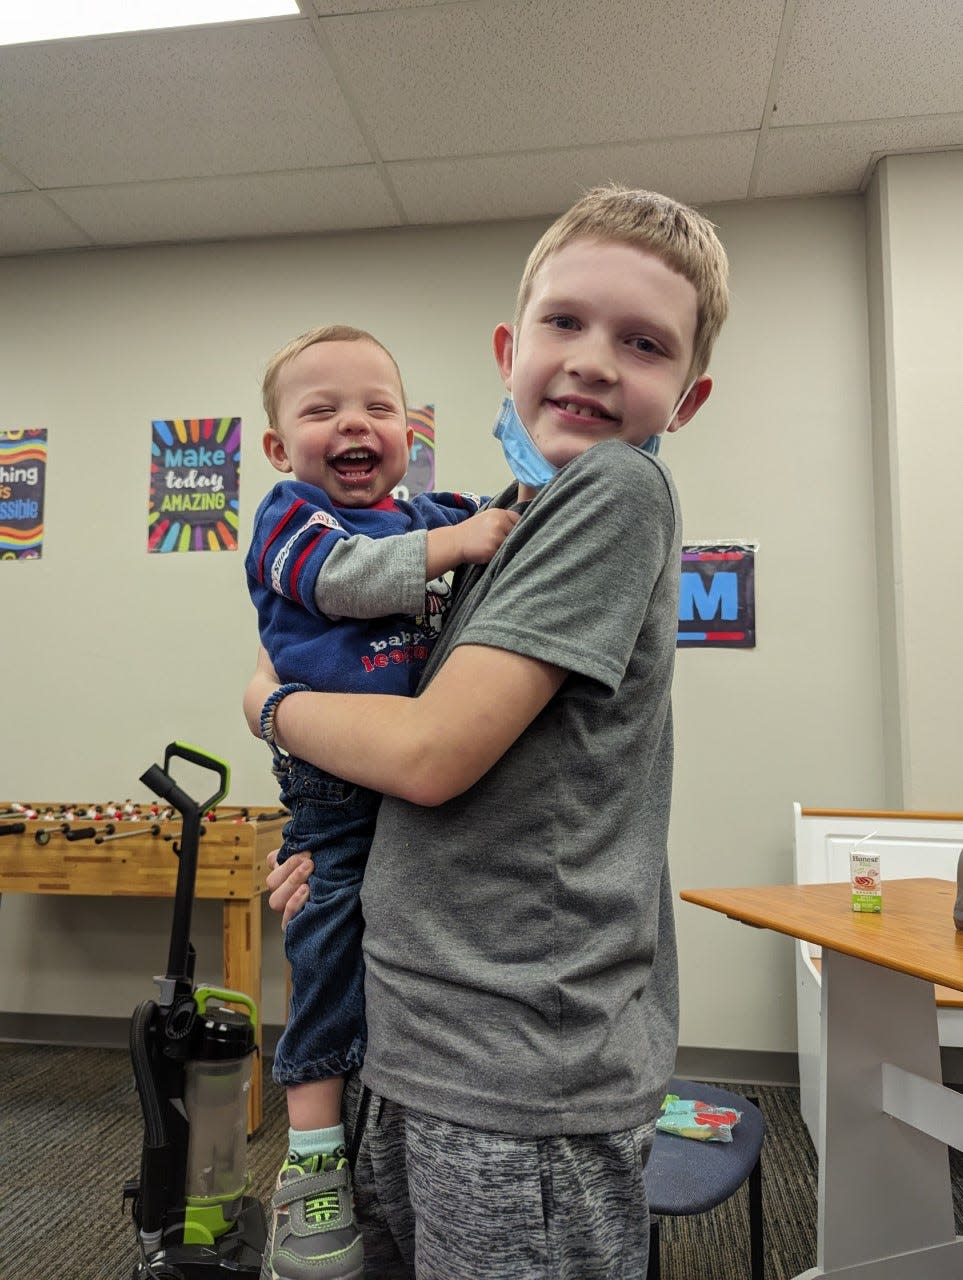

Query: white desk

[680,877,963,1279]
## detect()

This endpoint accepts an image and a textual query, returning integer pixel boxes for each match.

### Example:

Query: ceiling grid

[0,0,959,255]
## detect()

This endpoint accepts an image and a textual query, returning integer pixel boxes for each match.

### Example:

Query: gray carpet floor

[1,1043,961,1279]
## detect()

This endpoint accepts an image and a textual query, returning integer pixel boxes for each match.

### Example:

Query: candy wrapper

[656,1094,742,1142]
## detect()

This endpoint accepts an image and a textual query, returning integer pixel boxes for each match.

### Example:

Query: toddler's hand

[458,508,520,564]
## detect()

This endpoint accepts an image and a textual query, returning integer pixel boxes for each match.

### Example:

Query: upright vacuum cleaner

[123,742,266,1279]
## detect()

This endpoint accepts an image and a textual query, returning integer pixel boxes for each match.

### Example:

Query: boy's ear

[492,323,515,389]
[667,376,712,433]
[262,428,293,473]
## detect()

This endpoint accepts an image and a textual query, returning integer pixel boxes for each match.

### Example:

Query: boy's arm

[246,642,566,807]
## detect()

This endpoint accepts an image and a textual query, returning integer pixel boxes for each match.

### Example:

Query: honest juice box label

[851,850,882,912]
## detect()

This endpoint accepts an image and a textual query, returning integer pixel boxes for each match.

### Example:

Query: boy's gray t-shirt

[360,439,682,1136]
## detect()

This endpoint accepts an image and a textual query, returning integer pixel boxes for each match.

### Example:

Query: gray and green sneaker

[260,1149,363,1280]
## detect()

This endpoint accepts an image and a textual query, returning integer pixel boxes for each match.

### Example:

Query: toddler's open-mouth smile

[328,447,380,481]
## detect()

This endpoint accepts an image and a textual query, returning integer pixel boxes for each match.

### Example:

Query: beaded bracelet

[259,682,312,758]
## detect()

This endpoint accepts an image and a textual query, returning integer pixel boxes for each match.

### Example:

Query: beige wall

[2,169,948,1056]
[866,152,963,809]
[670,194,884,1052]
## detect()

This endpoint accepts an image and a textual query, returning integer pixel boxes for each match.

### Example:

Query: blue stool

[643,1078,766,1280]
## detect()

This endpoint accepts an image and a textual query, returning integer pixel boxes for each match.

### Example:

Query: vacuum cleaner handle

[139,742,231,990]
[140,741,230,819]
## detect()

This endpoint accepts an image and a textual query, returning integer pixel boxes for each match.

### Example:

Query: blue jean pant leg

[272,755,380,1085]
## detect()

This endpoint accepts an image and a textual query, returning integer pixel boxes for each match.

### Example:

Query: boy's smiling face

[263,339,412,507]
[494,237,711,483]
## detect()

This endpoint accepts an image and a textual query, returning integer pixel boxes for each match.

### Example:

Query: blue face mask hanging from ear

[492,381,697,489]
[492,397,558,490]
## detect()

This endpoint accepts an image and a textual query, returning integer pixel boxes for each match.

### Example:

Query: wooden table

[0,805,284,1134]
[680,877,963,1279]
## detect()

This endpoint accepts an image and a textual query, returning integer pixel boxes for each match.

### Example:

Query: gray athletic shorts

[343,1075,655,1279]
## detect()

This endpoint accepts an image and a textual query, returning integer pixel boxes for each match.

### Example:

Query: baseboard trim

[674,1045,799,1086]
[8,1016,951,1090]
[0,1011,283,1057]
[674,1045,963,1087]
[5,1014,797,1085]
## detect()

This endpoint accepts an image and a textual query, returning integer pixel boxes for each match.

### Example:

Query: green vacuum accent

[195,986,259,1033]
[184,1184,254,1244]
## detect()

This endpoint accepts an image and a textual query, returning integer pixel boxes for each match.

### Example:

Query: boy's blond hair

[515,185,730,382]
[262,324,407,428]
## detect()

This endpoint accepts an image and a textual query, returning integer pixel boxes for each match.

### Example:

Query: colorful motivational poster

[0,429,47,560]
[392,405,435,500]
[148,418,241,553]
[677,543,757,648]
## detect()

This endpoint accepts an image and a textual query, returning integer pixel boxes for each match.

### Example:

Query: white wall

[0,194,887,1056]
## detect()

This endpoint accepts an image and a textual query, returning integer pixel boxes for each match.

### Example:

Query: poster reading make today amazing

[148,418,241,553]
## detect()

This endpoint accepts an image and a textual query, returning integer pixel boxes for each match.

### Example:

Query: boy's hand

[266,848,312,929]
[457,508,521,564]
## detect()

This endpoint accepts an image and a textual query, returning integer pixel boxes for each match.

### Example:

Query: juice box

[851,847,881,913]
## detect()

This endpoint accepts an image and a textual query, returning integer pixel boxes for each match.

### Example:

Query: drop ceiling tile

[307,0,459,10]
[0,192,93,255]
[327,0,781,159]
[755,116,963,198]
[0,157,31,194]
[0,19,370,188]
[776,0,963,126]
[388,133,756,224]
[47,167,402,246]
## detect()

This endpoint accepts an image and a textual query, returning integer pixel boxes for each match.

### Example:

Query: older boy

[249,185,730,1278]
[247,324,517,1280]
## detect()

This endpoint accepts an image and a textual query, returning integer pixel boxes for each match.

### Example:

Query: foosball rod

[34,825,69,846]
[95,823,162,844]
[34,819,118,845]
[63,823,115,843]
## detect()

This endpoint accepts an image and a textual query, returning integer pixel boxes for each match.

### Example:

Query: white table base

[795,948,963,1277]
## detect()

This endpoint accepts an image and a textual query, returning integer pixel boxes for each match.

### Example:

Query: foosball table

[0,801,287,1134]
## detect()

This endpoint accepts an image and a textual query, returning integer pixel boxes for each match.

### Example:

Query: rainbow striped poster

[392,405,435,500]
[0,429,47,560]
[148,417,241,553]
